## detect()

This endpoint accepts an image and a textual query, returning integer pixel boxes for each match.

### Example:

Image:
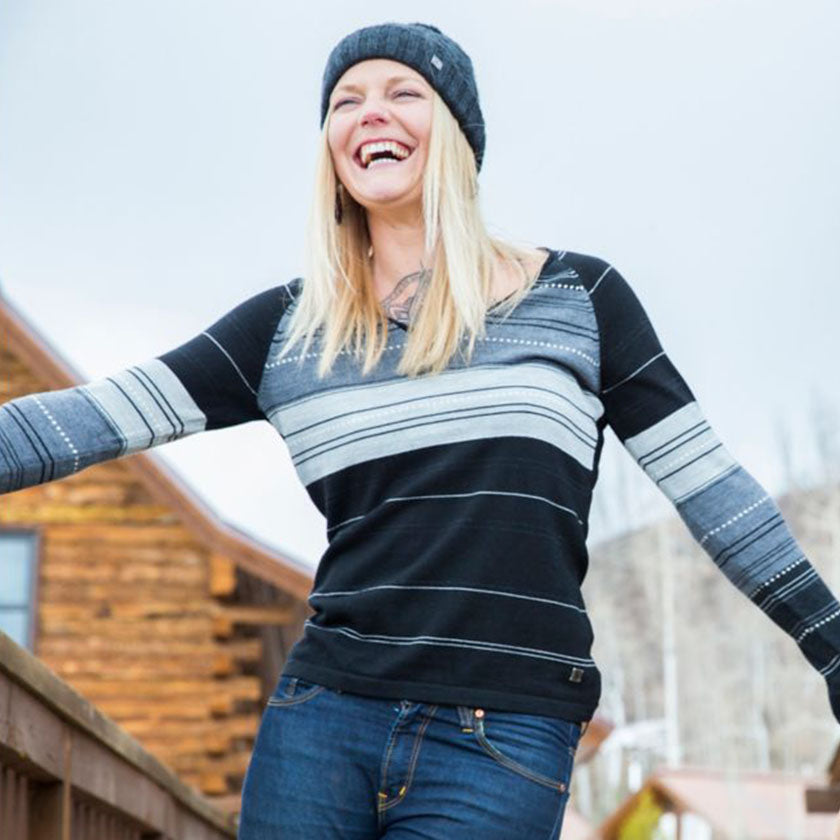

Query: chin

[351,180,422,208]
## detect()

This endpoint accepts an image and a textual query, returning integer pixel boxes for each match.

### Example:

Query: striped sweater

[3,248,840,724]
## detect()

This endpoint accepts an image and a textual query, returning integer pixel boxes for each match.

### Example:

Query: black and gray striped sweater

[3,248,840,723]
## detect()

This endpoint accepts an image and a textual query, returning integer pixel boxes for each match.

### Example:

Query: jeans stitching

[547,789,571,839]
[266,684,326,707]
[457,705,473,729]
[377,710,405,819]
[473,715,569,792]
[379,704,438,813]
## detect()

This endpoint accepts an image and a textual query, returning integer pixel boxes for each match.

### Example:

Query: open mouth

[354,145,415,171]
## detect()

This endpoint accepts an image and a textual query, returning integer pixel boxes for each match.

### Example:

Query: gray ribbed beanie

[320,22,486,173]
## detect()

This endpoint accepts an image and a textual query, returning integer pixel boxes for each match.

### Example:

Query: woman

[2,21,839,839]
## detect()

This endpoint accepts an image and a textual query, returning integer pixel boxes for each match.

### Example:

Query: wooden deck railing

[0,631,237,839]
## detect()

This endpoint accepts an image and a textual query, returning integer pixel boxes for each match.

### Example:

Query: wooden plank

[42,524,198,544]
[42,550,207,572]
[128,719,261,761]
[41,564,207,584]
[198,774,228,796]
[41,656,231,681]
[136,724,258,758]
[135,742,214,762]
[41,579,205,599]
[220,639,263,661]
[46,483,145,505]
[0,673,10,748]
[0,764,11,840]
[58,460,139,481]
[213,605,297,625]
[172,750,251,776]
[0,503,175,524]
[29,781,69,840]
[66,677,260,701]
[16,773,29,840]
[43,548,206,567]
[61,733,72,840]
[40,602,215,621]
[41,644,236,664]
[212,653,235,677]
[208,697,234,717]
[93,701,214,722]
[70,727,181,830]
[209,554,236,597]
[212,615,233,638]
[38,617,215,640]
[4,678,67,778]
[203,793,241,817]
[118,717,260,740]
[37,638,261,661]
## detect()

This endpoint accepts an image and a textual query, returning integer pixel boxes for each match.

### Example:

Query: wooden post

[1,763,31,840]
[23,719,73,840]
[17,771,30,840]
[29,779,69,840]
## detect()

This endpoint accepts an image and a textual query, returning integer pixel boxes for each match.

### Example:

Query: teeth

[359,140,411,168]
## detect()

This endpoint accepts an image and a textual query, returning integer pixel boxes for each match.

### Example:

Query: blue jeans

[237,674,585,839]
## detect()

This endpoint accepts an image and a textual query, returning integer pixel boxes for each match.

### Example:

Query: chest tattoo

[379,268,432,325]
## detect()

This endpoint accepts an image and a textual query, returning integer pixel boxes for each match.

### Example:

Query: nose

[360,106,389,127]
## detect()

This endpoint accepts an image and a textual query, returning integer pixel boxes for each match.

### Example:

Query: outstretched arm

[568,251,840,724]
[0,282,295,494]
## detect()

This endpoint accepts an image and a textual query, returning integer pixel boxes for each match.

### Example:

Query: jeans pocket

[266,674,326,707]
[466,708,576,793]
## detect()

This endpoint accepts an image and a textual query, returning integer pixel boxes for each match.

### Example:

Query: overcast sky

[1,1,838,569]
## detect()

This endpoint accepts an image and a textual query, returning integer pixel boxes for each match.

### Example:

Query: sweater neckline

[386,246,556,331]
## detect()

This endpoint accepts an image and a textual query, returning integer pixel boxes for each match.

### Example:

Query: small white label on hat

[431,54,443,70]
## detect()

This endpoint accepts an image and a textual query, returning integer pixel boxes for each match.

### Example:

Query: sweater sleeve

[0,282,295,495]
[571,251,840,725]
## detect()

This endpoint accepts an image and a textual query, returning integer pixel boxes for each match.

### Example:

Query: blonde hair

[275,90,544,379]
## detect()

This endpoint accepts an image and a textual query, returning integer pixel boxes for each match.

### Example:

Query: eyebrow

[333,75,422,95]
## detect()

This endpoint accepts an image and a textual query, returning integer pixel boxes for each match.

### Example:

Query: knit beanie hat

[320,22,486,174]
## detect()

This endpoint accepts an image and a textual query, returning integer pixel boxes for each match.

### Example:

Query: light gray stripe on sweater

[80,359,207,455]
[386,490,583,524]
[201,331,258,396]
[309,583,588,614]
[602,351,666,395]
[622,401,737,501]
[624,401,809,597]
[820,653,840,678]
[302,620,597,667]
[267,363,604,486]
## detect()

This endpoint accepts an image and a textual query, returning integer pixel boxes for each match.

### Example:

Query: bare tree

[774,413,802,492]
[809,385,840,485]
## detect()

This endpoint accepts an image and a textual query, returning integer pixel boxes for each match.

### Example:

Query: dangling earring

[334,183,344,225]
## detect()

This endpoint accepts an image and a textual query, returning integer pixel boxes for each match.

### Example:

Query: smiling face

[327,58,433,218]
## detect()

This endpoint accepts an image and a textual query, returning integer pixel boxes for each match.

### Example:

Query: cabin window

[0,530,37,649]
